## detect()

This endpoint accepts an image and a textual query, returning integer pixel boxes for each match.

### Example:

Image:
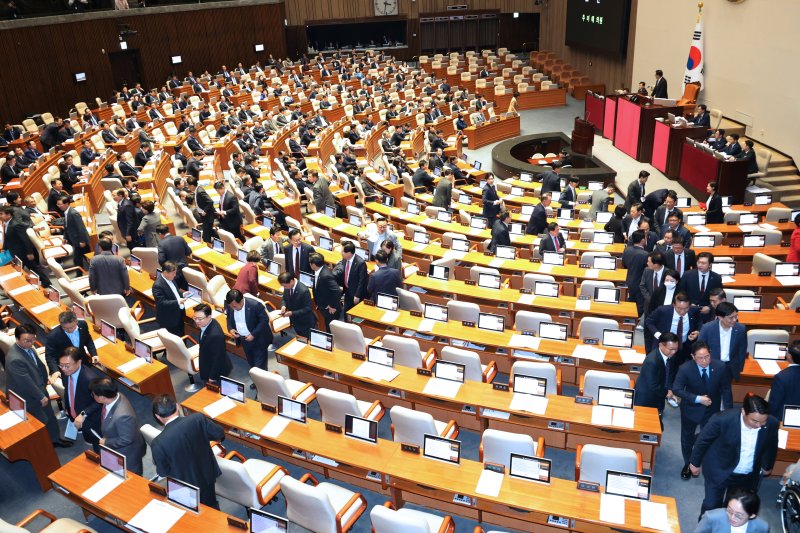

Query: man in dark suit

[663,238,696,276]
[558,176,579,208]
[57,195,90,267]
[47,179,66,213]
[152,262,189,337]
[539,164,562,196]
[45,311,98,376]
[651,70,668,99]
[481,174,501,224]
[734,140,759,174]
[89,239,130,296]
[157,225,192,268]
[278,272,317,338]
[187,176,216,243]
[431,172,452,210]
[193,303,232,384]
[639,251,667,315]
[679,252,722,317]
[539,222,566,254]
[225,290,272,373]
[488,210,512,253]
[412,159,435,193]
[768,340,800,422]
[57,346,101,448]
[309,253,342,332]
[91,377,146,475]
[0,206,50,286]
[722,134,742,157]
[645,292,702,360]
[79,140,99,166]
[689,394,778,515]
[624,171,649,212]
[661,211,692,248]
[114,189,138,246]
[633,332,679,418]
[151,395,225,508]
[622,203,646,242]
[705,181,724,224]
[308,170,335,213]
[284,228,314,279]
[622,230,650,316]
[334,241,369,313]
[673,341,732,480]
[367,250,403,302]
[5,324,70,446]
[526,193,550,236]
[698,302,747,387]
[213,181,243,240]
[652,191,681,236]
[689,104,711,129]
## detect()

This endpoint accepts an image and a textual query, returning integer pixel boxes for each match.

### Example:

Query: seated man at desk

[412,159,435,193]
[539,222,565,254]
[689,104,711,129]
[730,139,759,174]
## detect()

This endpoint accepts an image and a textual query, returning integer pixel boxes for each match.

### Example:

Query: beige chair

[0,510,97,533]
[59,276,89,310]
[396,287,424,313]
[331,320,369,355]
[480,429,544,468]
[747,149,772,185]
[510,361,561,395]
[751,253,780,274]
[280,474,367,533]
[389,405,458,447]
[249,367,316,406]
[370,502,455,533]
[440,346,497,383]
[117,309,165,353]
[576,444,643,486]
[580,370,634,399]
[158,329,201,392]
[130,247,159,277]
[380,335,436,369]
[85,294,131,329]
[316,388,384,427]
[47,257,89,293]
[215,450,288,509]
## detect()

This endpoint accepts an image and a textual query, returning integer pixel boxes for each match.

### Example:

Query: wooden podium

[614,96,683,162]
[583,91,605,133]
[571,117,595,155]
[651,119,708,179]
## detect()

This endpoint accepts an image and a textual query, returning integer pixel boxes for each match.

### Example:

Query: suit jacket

[526,203,547,236]
[4,343,49,419]
[282,281,316,336]
[736,149,759,174]
[705,193,724,224]
[151,413,225,487]
[695,508,768,533]
[539,171,561,195]
[47,188,63,213]
[284,242,314,277]
[678,269,722,308]
[101,130,119,144]
[432,177,452,209]
[2,219,36,259]
[622,245,649,302]
[312,178,335,213]
[218,191,243,234]
[489,220,511,253]
[117,199,137,241]
[367,266,402,300]
[482,184,501,220]
[539,233,566,254]
[195,188,215,224]
[633,348,675,410]
[698,320,748,379]
[61,365,102,426]
[412,168,434,192]
[689,408,778,484]
[645,304,702,343]
[63,207,90,249]
[157,234,192,267]
[690,112,711,129]
[152,274,187,335]
[134,149,151,168]
[119,161,139,178]
[89,252,130,295]
[664,249,697,275]
[101,394,146,474]
[313,267,342,311]
[639,268,665,313]
[226,297,271,346]
[624,180,645,211]
[673,359,732,424]
[652,77,668,99]
[768,365,800,423]
[198,318,232,382]
[604,217,626,243]
[259,237,289,265]
[722,142,742,157]
[558,186,576,207]
[652,206,683,235]
[335,256,369,302]
[45,322,98,374]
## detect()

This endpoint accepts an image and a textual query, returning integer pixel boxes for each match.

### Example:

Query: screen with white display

[513,374,547,397]
[429,265,449,280]
[711,261,736,275]
[743,234,766,248]
[100,320,116,343]
[309,329,333,351]
[478,312,505,332]
[167,477,199,513]
[733,296,762,312]
[541,252,564,266]
[134,340,152,363]
[594,287,620,303]
[693,235,716,248]
[605,471,651,500]
[435,360,465,382]
[783,406,800,429]
[597,386,634,409]
[595,212,612,224]
[602,329,633,348]
[100,445,126,478]
[470,217,487,230]
[250,509,288,533]
[775,263,800,277]
[539,322,568,341]
[424,303,448,322]
[277,396,307,422]
[592,232,614,245]
[752,342,787,360]
[451,238,470,252]
[345,414,378,444]
[376,293,399,311]
[220,376,246,403]
[533,281,560,298]
[436,210,453,223]
[413,231,430,245]
[495,245,515,260]
[686,214,706,226]
[593,256,616,270]
[423,434,461,464]
[478,273,501,289]
[509,454,551,483]
[739,213,759,225]
[367,345,394,367]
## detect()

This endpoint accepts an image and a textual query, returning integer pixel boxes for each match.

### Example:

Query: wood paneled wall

[0,2,286,125]
[539,0,637,92]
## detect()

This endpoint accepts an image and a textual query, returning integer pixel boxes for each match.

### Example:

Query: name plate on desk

[464,279,476,286]
[744,202,753,207]
[580,238,591,243]
[363,299,376,306]
[484,462,505,474]
[780,218,790,224]
[462,321,475,327]
[453,494,474,506]
[227,517,248,530]
[325,423,343,434]
[493,383,509,392]
[583,338,599,345]
[730,243,741,248]
[782,242,791,247]
[148,482,167,497]
[206,383,220,393]
[417,271,428,277]
[547,516,571,528]
[640,433,658,443]
[84,450,100,463]
[579,263,590,269]
[401,443,420,454]
[352,353,366,360]
[530,257,540,263]
[727,221,737,225]
[575,395,593,405]
[416,368,432,376]
[519,288,531,294]
[759,271,772,277]
[410,310,423,317]
[577,481,600,492]
[261,403,276,413]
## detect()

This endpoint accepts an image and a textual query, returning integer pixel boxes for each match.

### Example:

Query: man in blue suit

[673,341,732,480]
[768,340,800,422]
[698,302,747,387]
[633,332,679,418]
[644,292,701,360]
[689,394,779,516]
[367,251,402,302]
[225,290,272,379]
[678,251,723,321]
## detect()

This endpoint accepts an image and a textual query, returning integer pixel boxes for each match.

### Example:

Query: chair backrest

[578,316,619,341]
[746,329,790,356]
[157,329,196,374]
[396,287,423,312]
[709,108,723,130]
[59,276,88,308]
[117,307,142,342]
[86,294,129,328]
[370,504,430,533]
[182,267,209,298]
[140,423,162,446]
[316,388,361,426]
[380,335,425,368]
[133,247,159,276]
[521,273,556,290]
[430,258,456,280]
[280,477,338,533]
[765,207,792,222]
[215,455,258,508]
[469,265,500,282]
[579,280,615,299]
[446,300,480,323]
[217,228,241,256]
[582,370,632,399]
[330,320,367,355]
[511,361,558,395]
[513,311,552,333]
[249,367,291,405]
[755,149,772,174]
[389,405,437,447]
[482,428,536,469]
[751,253,780,274]
[440,346,483,382]
[750,228,782,246]
[578,444,639,485]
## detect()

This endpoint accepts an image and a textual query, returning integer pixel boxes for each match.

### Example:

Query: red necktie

[676,255,682,273]
[69,375,77,419]
[344,260,350,289]
[554,236,560,252]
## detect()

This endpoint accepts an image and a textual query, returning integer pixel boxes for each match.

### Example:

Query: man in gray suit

[89,239,130,296]
[4,324,71,446]
[431,170,452,209]
[588,184,614,219]
[308,170,335,213]
[259,225,288,265]
[90,377,146,475]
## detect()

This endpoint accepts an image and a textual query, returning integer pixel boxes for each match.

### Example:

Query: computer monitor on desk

[423,434,461,465]
[7,390,26,421]
[309,329,333,352]
[277,396,307,423]
[99,445,126,479]
[220,376,246,403]
[167,477,200,514]
[344,414,378,444]
[605,471,651,500]
[250,509,288,533]
[510,454,552,484]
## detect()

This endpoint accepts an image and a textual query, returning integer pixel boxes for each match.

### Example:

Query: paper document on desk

[82,472,125,503]
[574,299,592,312]
[127,499,185,533]
[0,272,22,282]
[509,393,548,415]
[779,429,789,450]
[759,223,777,230]
[721,276,736,284]
[612,407,635,428]
[469,227,484,236]
[193,247,212,257]
[260,416,291,438]
[411,243,426,252]
[517,294,536,306]
[599,493,626,525]
[591,405,613,426]
[509,334,541,350]
[272,315,291,333]
[443,250,468,260]
[572,345,606,363]
[0,410,24,430]
[417,319,435,333]
[423,377,461,399]
[694,225,710,232]
[587,243,606,251]
[738,224,759,233]
[776,276,800,286]
[8,284,36,297]
[353,361,399,382]
[474,468,504,497]
[31,301,59,314]
[203,396,238,419]
[334,223,350,231]
[583,268,600,279]
[756,359,781,376]
[640,501,669,531]
[93,337,109,350]
[117,357,148,375]
[618,349,646,364]
[227,260,246,271]
[488,258,505,268]
[380,310,400,323]
[537,264,553,274]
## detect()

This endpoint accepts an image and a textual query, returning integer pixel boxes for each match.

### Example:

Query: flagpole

[697,1,703,22]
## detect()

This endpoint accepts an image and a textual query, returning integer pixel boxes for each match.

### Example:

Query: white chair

[480,429,543,469]
[0,510,98,533]
[429,258,456,280]
[158,329,201,392]
[316,388,384,427]
[116,307,165,352]
[578,317,620,341]
[370,502,454,533]
[469,265,500,282]
[47,257,89,293]
[58,276,89,310]
[579,280,615,299]
[576,444,642,486]
[389,405,458,447]
[446,301,480,323]
[215,450,288,509]
[765,207,792,223]
[380,335,436,369]
[216,228,241,256]
[249,367,316,405]
[522,273,556,290]
[397,288,424,312]
[750,228,782,246]
[331,320,369,355]
[776,290,800,311]
[280,474,367,533]
[746,329,790,356]
[440,346,497,383]
[131,247,159,277]
[510,361,560,395]
[182,267,230,308]
[86,294,132,329]
[751,253,781,274]
[580,370,634,400]
[513,311,552,334]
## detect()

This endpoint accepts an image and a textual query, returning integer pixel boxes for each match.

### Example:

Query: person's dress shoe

[53,439,74,448]
[681,464,691,480]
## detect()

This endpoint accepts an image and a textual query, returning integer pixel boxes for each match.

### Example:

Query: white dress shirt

[719,324,732,362]
[233,306,250,336]
[670,311,689,342]
[733,414,761,474]
[164,277,184,310]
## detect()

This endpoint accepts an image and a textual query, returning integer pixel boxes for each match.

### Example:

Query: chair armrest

[535,437,546,458]
[636,451,643,474]
[292,382,316,402]
[256,465,289,505]
[336,492,367,533]
[440,420,459,440]
[473,527,485,533]
[298,472,319,485]
[138,317,158,325]
[381,501,395,510]
[478,441,484,462]
[130,300,145,321]
[422,347,437,369]
[64,265,88,276]
[181,335,198,346]
[482,360,497,383]
[368,336,382,346]
[629,378,635,389]
[775,296,788,309]
[556,367,563,395]
[578,374,585,396]
[363,400,385,421]
[439,516,455,533]
[224,450,246,462]
[575,443,584,481]
[17,509,57,528]
[431,238,441,244]
[210,441,226,457]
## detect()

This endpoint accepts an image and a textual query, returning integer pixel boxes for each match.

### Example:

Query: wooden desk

[613,97,681,163]
[0,392,61,492]
[688,221,795,236]
[651,120,707,179]
[465,115,521,150]
[49,455,240,532]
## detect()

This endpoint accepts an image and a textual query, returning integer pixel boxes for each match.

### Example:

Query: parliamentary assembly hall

[1,0,799,531]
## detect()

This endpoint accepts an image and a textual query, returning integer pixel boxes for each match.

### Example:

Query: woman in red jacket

[788,213,800,263]
[233,250,260,297]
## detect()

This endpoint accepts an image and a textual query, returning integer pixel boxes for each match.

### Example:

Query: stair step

[778,195,800,207]
[762,176,798,186]
[765,169,799,179]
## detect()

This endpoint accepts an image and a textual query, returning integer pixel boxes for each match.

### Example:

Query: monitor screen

[413,231,430,245]
[711,261,736,276]
[262,216,274,229]
[220,376,246,403]
[423,434,461,464]
[100,320,116,343]
[434,360,465,382]
[509,223,525,236]
[7,390,25,420]
[309,329,333,351]
[72,303,86,320]
[588,181,603,191]
[129,254,141,270]
[495,245,516,260]
[367,345,394,367]
[477,273,501,289]
[478,312,505,332]
[376,293,399,311]
[592,232,614,245]
[473,160,482,170]
[593,256,616,270]
[595,212,612,224]
[776,263,800,277]
[520,172,533,182]
[521,205,534,217]
[266,260,281,276]
[739,213,759,225]
[602,329,633,348]
[557,208,573,220]
[533,281,559,298]
[676,197,691,208]
[354,247,368,261]
[324,205,336,218]
[318,236,333,251]
[298,271,314,288]
[349,214,363,227]
[250,509,288,533]
[783,406,800,429]
[344,414,378,444]
[186,283,203,303]
[133,340,152,363]
[424,303,449,322]
[752,341,787,360]
[49,289,62,303]
[436,210,453,223]
[594,287,620,304]
[429,265,449,280]
[74,72,87,83]
[408,203,420,215]
[754,194,772,205]
[254,44,265,53]
[171,55,182,65]
[721,196,732,207]
[693,235,716,248]
[743,234,766,248]
[451,238,470,252]
[167,477,200,513]
[513,374,547,397]
[605,470,651,501]
[470,217,487,230]
[597,386,635,409]
[458,193,472,205]
[511,186,524,197]
[237,248,248,262]
[539,321,568,341]
[99,444,126,478]
[509,454,552,484]
[382,196,394,207]
[686,214,706,226]
[541,252,564,266]
[111,243,119,256]
[277,396,307,423]
[191,227,202,242]
[733,295,762,312]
